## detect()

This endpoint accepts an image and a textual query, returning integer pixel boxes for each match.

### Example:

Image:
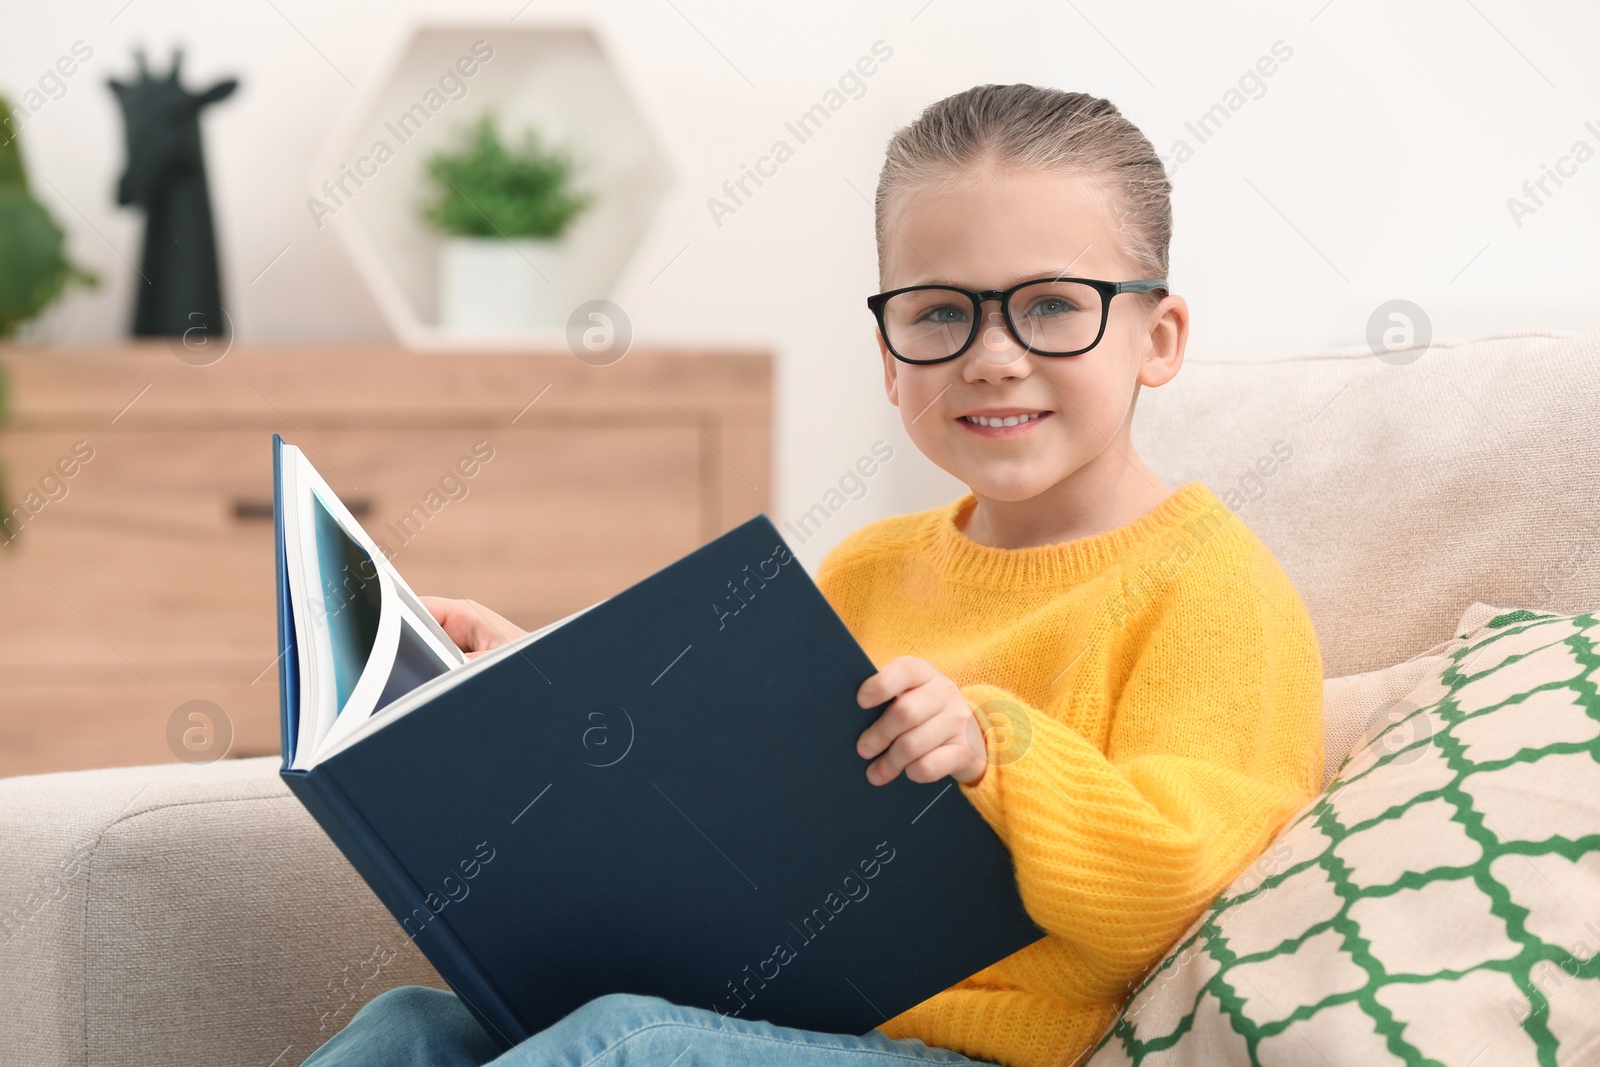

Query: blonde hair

[873,84,1171,300]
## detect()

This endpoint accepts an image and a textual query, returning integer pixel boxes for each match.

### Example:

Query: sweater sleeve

[955,564,1324,985]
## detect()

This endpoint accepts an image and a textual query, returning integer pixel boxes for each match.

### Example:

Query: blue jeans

[300,985,1004,1067]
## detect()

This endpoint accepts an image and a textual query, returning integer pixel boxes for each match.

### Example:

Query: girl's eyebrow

[905,268,1085,289]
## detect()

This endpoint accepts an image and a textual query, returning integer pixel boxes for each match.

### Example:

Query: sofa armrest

[0,756,443,1067]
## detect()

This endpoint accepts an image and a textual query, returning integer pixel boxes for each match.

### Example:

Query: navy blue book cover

[273,434,1047,1050]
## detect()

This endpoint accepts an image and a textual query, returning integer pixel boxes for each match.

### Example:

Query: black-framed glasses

[866,275,1169,365]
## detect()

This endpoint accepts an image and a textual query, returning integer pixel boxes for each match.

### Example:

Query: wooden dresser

[0,344,770,777]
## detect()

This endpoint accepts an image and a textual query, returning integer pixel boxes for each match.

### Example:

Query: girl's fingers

[855,681,943,760]
[420,596,525,654]
[465,602,521,649]
[419,596,475,651]
[903,741,976,785]
[856,655,936,708]
[866,710,965,785]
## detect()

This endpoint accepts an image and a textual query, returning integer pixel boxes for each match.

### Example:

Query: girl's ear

[1138,293,1189,389]
[878,329,902,407]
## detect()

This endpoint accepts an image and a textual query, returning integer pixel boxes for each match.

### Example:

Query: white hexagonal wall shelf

[309,13,683,348]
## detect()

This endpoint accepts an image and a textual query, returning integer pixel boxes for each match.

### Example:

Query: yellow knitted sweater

[814,481,1324,1067]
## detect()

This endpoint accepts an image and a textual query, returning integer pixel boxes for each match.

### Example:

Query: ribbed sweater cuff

[955,682,1214,949]
[956,683,1026,839]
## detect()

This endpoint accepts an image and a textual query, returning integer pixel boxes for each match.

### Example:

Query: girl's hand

[420,596,528,660]
[855,656,987,787]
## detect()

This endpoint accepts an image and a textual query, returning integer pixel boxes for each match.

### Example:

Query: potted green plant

[1,100,98,339]
[1,98,99,534]
[421,114,593,333]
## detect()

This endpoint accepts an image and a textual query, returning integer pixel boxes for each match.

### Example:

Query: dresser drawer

[0,345,770,776]
[0,421,704,670]
[257,423,705,624]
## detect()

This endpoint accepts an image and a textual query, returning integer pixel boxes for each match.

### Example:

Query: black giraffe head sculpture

[107,48,237,339]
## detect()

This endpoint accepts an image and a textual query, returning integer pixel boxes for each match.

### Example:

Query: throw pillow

[1083,604,1600,1065]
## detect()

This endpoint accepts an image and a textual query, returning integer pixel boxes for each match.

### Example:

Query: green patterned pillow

[1084,606,1600,1065]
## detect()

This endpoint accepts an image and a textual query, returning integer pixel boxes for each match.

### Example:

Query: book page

[312,595,612,765]
[283,444,465,768]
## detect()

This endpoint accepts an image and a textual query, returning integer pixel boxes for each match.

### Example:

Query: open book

[277,436,601,769]
[270,432,1045,1049]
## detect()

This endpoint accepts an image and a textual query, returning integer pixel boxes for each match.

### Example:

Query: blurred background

[2,0,1597,774]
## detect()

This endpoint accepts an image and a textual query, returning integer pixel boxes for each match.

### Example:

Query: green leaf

[0,97,27,192]
[0,95,99,339]
[420,114,594,239]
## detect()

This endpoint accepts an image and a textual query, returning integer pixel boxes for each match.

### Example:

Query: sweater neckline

[926,481,1218,590]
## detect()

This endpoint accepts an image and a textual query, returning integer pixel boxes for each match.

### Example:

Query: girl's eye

[1022,296,1080,319]
[917,304,970,326]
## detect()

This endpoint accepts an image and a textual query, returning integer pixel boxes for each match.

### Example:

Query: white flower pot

[439,236,566,332]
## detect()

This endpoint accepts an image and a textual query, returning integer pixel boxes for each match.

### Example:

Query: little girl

[307,83,1325,1067]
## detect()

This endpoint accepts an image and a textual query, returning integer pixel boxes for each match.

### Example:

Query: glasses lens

[881,288,974,362]
[1007,280,1105,354]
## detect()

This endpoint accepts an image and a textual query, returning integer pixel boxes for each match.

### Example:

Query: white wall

[6,0,1598,570]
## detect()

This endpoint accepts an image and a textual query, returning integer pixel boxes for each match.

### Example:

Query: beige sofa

[3,327,1596,1066]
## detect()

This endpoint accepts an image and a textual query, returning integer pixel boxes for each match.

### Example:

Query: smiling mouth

[960,413,1044,428]
[956,411,1053,438]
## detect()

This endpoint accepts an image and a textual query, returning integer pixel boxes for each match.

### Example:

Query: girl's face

[875,167,1187,507]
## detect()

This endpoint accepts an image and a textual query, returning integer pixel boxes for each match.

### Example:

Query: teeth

[962,413,1043,427]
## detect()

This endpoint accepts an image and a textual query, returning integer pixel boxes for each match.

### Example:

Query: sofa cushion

[1084,602,1600,1065]
[1133,328,1600,676]
[1314,600,1506,790]
[0,756,445,1067]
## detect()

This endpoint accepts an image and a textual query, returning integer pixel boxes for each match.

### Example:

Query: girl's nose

[974,309,1026,368]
